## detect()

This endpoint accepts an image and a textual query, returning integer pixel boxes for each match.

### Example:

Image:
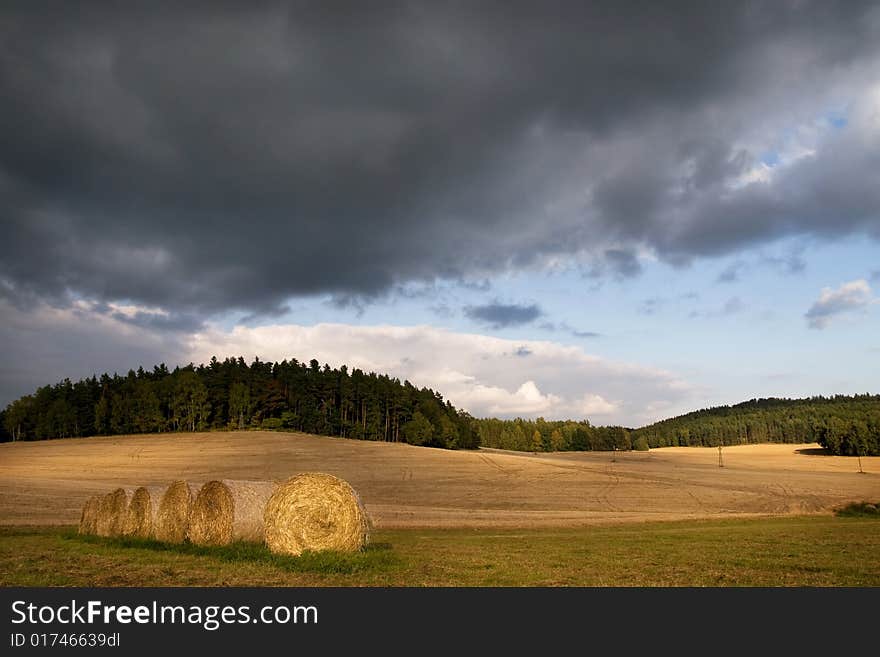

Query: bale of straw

[78,495,101,535]
[122,486,166,539]
[94,494,114,537]
[155,480,200,543]
[263,473,370,556]
[188,480,277,546]
[96,488,135,537]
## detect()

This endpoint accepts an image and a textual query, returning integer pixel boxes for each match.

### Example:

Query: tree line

[1,359,877,456]
[473,417,636,452]
[629,395,880,456]
[0,357,477,449]
[472,395,879,456]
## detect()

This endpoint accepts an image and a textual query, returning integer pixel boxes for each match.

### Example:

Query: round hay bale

[122,486,166,539]
[264,473,370,556]
[94,494,115,537]
[97,488,134,537]
[78,495,101,535]
[188,480,277,546]
[155,480,199,543]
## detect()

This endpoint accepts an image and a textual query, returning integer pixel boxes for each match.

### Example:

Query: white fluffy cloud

[187,322,693,425]
[805,279,875,329]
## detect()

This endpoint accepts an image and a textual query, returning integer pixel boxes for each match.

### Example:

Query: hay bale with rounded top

[188,480,277,546]
[122,486,166,539]
[78,495,101,535]
[94,494,114,537]
[96,488,134,537]
[264,473,370,556]
[155,480,199,543]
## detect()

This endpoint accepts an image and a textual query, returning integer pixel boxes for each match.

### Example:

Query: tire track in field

[479,453,511,475]
[598,462,622,512]
[520,457,623,511]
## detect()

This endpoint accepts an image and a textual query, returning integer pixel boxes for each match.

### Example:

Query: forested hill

[630,395,880,456]
[0,357,477,449]
[2,361,878,456]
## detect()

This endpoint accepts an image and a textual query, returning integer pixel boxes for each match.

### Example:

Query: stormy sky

[2,1,879,424]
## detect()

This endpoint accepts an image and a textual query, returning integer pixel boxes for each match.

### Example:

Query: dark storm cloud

[0,299,188,406]
[464,302,542,328]
[1,1,879,316]
[601,249,643,279]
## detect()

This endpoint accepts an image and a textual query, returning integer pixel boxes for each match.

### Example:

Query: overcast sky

[2,2,879,425]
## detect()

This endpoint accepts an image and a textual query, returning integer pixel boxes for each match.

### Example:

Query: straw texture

[188,480,277,546]
[263,473,369,556]
[155,480,199,543]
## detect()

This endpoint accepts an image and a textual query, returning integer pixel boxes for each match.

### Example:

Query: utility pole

[718,445,724,468]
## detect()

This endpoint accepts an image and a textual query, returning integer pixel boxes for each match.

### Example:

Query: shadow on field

[65,532,399,575]
[795,447,830,456]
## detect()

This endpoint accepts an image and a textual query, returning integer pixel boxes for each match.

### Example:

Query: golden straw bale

[96,488,134,537]
[155,480,199,543]
[188,480,277,546]
[263,473,370,556]
[78,495,101,535]
[122,486,166,538]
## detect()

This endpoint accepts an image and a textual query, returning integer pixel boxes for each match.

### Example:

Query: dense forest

[630,395,880,456]
[2,358,878,456]
[0,357,477,449]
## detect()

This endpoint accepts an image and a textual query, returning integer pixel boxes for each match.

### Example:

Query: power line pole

[718,445,724,468]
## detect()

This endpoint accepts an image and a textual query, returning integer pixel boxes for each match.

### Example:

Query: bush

[632,436,650,451]
[260,417,283,431]
[835,501,880,517]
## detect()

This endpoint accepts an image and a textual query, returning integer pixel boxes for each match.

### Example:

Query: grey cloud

[639,298,664,316]
[602,249,643,279]
[110,310,205,333]
[464,302,542,328]
[760,247,807,275]
[539,321,600,338]
[0,299,187,406]
[429,303,453,318]
[1,2,879,318]
[569,328,601,339]
[717,248,805,285]
[717,261,745,284]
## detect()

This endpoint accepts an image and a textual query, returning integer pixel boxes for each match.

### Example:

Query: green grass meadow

[2,515,879,587]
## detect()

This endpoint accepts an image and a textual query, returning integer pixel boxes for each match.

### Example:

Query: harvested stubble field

[0,431,876,528]
[1,431,878,586]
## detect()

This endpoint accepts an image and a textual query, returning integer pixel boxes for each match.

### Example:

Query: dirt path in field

[0,432,877,528]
